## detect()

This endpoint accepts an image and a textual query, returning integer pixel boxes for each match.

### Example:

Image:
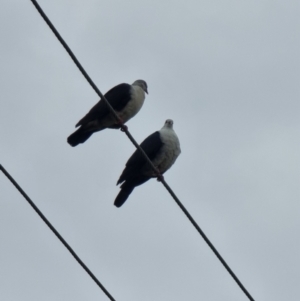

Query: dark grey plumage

[67,80,148,146]
[114,119,181,207]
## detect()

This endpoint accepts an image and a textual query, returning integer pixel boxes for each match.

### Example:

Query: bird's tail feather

[114,186,134,208]
[67,128,93,147]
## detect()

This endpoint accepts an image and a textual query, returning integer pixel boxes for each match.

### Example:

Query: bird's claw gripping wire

[120,125,128,132]
[116,118,128,132]
[156,173,164,182]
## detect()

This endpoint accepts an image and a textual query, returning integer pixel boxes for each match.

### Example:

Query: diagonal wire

[160,180,254,301]
[0,164,116,301]
[29,1,255,300]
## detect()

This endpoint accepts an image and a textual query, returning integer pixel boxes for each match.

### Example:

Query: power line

[29,1,255,300]
[160,180,255,301]
[0,164,116,301]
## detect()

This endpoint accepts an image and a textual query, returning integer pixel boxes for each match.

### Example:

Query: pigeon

[114,119,181,207]
[67,79,148,146]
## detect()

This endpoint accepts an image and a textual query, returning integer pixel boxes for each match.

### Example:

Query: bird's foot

[156,173,164,182]
[120,124,128,132]
[116,118,128,132]
[152,166,164,181]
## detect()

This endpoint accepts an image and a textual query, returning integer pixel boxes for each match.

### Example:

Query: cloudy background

[1,0,299,300]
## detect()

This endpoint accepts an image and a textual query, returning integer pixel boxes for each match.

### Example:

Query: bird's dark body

[114,119,181,208]
[75,83,131,128]
[67,80,148,146]
[114,132,163,207]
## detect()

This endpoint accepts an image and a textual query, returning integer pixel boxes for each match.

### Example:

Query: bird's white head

[163,119,174,129]
[132,79,148,94]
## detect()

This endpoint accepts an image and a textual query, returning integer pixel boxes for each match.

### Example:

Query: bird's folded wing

[75,83,132,127]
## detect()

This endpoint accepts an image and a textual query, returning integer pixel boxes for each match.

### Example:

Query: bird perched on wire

[114,119,181,207]
[67,79,148,146]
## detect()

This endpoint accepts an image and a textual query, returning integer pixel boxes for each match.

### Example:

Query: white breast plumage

[153,128,181,173]
[118,85,145,122]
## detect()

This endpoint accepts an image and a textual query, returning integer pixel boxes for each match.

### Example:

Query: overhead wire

[26,1,255,300]
[0,164,116,301]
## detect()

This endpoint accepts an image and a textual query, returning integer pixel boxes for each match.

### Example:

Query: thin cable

[0,164,116,301]
[160,179,255,301]
[29,1,255,300]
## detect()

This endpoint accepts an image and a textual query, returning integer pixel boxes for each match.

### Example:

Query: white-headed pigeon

[67,80,148,146]
[114,119,181,207]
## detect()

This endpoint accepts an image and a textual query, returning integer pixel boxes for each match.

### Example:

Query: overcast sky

[1,0,299,300]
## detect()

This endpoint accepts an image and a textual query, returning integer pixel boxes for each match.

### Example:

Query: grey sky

[1,0,299,300]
